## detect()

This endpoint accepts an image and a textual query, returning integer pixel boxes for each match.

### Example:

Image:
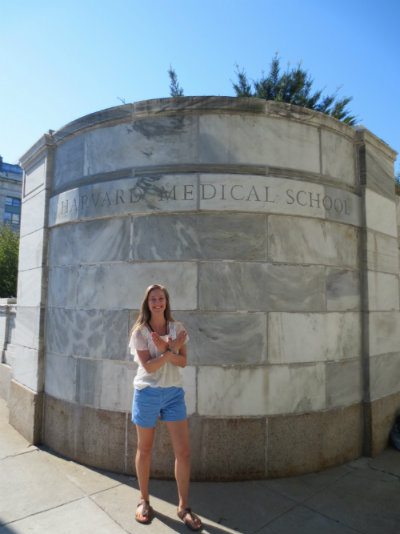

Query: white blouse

[129,321,188,390]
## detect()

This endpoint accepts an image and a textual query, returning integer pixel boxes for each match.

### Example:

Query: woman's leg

[165,419,191,509]
[165,419,202,529]
[135,425,155,509]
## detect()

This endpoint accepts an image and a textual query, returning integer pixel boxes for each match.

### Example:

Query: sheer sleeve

[129,327,149,353]
[173,321,189,343]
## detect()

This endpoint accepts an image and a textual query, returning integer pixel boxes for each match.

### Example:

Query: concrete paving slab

[264,463,353,503]
[366,447,400,478]
[40,447,131,495]
[91,482,239,534]
[148,479,297,533]
[258,504,361,534]
[0,451,84,525]
[0,498,127,534]
[305,466,400,534]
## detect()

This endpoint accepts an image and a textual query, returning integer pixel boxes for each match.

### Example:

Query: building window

[4,197,21,229]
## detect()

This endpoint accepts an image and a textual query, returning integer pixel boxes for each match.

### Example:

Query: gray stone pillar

[8,134,54,443]
[357,127,400,455]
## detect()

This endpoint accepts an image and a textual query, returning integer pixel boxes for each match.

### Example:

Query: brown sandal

[177,507,202,531]
[136,500,153,524]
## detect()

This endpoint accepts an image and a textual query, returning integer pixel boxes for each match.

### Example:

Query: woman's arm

[136,349,172,373]
[167,343,187,368]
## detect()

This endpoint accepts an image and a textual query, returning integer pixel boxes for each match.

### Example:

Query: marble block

[45,308,130,360]
[49,174,198,226]
[131,212,267,261]
[368,311,400,356]
[267,362,326,414]
[268,312,361,364]
[326,358,362,408]
[48,217,131,266]
[326,269,360,311]
[366,232,399,274]
[197,366,269,416]
[199,114,320,173]
[45,353,77,402]
[83,116,198,176]
[47,266,78,307]
[11,345,42,392]
[74,358,136,411]
[75,262,197,310]
[53,135,84,191]
[174,311,267,365]
[199,262,325,311]
[24,156,46,196]
[365,190,397,237]
[268,216,359,267]
[365,143,397,198]
[10,306,41,350]
[370,352,400,400]
[18,230,44,271]
[198,363,326,416]
[20,190,46,237]
[16,268,43,307]
[320,129,356,187]
[99,360,136,411]
[367,271,400,311]
[202,177,361,227]
[324,185,361,227]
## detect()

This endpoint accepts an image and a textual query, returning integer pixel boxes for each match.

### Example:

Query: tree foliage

[0,224,19,298]
[168,65,184,97]
[233,54,356,125]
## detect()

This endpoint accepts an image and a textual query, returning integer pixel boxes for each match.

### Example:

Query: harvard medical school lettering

[50,174,359,227]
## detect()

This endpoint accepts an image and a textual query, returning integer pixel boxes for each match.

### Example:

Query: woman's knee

[137,442,153,457]
[175,443,190,462]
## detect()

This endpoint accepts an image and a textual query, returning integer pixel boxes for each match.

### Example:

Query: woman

[129,284,202,531]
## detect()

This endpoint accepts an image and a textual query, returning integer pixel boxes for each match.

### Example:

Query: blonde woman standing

[129,284,202,531]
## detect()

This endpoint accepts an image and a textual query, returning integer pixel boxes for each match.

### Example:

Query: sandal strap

[180,507,199,521]
[137,500,150,517]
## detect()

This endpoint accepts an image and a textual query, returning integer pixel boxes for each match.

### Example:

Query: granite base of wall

[365,391,400,456]
[8,379,43,444]
[0,363,11,400]
[40,394,400,480]
[267,405,363,478]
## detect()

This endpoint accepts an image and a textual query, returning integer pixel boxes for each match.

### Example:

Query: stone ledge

[0,363,11,401]
[8,379,43,444]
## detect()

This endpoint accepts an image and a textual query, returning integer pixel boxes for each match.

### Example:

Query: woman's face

[148,288,167,318]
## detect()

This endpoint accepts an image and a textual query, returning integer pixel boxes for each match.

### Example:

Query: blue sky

[1,0,399,172]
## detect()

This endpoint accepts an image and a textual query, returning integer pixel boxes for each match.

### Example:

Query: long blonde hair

[131,284,174,335]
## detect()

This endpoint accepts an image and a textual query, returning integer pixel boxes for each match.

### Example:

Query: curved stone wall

[12,97,400,480]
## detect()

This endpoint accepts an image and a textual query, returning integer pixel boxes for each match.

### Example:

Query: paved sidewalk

[0,397,399,534]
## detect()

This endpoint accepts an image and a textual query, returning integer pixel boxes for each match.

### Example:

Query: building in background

[0,156,23,232]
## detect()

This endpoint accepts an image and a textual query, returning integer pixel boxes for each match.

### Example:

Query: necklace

[148,321,168,336]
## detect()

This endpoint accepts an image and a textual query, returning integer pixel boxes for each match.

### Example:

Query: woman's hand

[168,330,187,353]
[151,332,168,353]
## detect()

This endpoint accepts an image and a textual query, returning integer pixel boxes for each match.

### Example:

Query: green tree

[395,167,400,195]
[168,65,184,97]
[233,54,356,125]
[0,224,19,298]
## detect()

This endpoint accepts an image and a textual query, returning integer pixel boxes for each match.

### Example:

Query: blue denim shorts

[132,386,187,428]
